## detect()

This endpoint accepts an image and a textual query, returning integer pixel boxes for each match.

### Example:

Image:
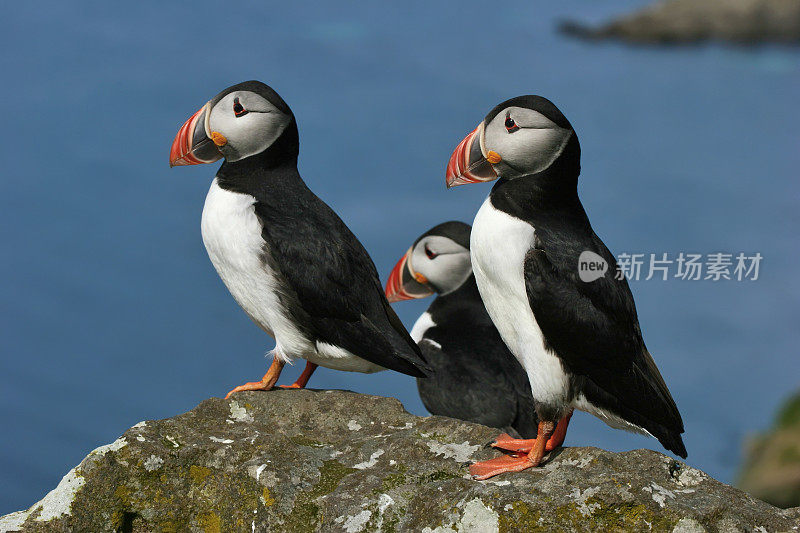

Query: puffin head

[445,95,579,188]
[385,221,473,303]
[169,80,296,167]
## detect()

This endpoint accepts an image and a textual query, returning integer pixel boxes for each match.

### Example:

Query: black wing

[254,198,429,378]
[523,237,686,457]
[418,284,539,438]
[417,322,537,437]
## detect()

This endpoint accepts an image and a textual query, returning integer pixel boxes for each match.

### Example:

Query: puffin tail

[378,299,432,378]
[388,349,431,378]
[659,432,688,459]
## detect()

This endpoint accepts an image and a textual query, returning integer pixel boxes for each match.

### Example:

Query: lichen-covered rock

[1,390,797,532]
[560,0,800,44]
[738,391,800,509]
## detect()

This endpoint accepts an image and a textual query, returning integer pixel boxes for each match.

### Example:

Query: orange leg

[527,420,556,467]
[278,362,318,389]
[492,410,573,453]
[225,357,285,399]
[470,414,568,480]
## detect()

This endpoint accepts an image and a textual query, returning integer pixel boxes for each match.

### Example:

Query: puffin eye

[504,114,519,133]
[424,244,437,260]
[233,97,248,117]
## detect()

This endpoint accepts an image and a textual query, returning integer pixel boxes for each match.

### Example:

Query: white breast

[409,312,442,350]
[201,179,311,362]
[409,312,435,343]
[200,179,382,373]
[470,196,570,406]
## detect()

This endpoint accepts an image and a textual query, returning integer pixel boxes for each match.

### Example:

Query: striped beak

[169,103,223,167]
[385,247,435,303]
[445,122,498,188]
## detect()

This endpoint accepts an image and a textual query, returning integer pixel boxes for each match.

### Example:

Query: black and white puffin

[169,81,429,397]
[385,221,555,440]
[445,96,686,479]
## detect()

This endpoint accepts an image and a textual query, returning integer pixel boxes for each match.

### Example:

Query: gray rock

[560,0,800,44]
[1,390,798,532]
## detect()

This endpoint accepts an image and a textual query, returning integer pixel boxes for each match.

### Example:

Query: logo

[578,251,608,282]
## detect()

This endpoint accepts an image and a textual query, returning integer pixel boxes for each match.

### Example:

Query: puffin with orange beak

[445,96,686,479]
[386,221,544,439]
[170,81,429,397]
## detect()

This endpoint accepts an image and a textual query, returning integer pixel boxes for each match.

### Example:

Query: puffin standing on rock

[170,81,429,397]
[385,221,545,439]
[445,96,686,479]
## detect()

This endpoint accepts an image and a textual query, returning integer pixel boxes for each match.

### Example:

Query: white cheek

[209,109,290,162]
[427,254,471,294]
[484,108,573,176]
[410,245,428,274]
[493,128,572,175]
[410,236,472,294]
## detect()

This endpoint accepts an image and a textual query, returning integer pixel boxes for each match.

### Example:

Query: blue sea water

[1,0,798,513]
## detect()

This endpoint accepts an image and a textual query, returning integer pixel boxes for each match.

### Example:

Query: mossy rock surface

[2,390,797,532]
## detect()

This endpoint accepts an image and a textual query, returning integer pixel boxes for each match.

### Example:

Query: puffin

[385,221,549,439]
[169,80,429,397]
[444,95,686,479]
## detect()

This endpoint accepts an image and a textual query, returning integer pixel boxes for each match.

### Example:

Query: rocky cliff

[560,0,800,44]
[739,390,800,509]
[2,390,798,532]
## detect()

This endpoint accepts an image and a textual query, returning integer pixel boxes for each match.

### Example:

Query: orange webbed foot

[469,453,536,480]
[224,357,286,399]
[491,433,536,454]
[471,413,575,480]
[225,380,276,398]
[492,411,574,454]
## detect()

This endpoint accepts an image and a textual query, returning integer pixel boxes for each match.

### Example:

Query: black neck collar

[433,274,481,305]
[217,120,299,179]
[489,135,582,216]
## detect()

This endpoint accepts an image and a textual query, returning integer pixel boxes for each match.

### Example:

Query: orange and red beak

[385,247,435,303]
[445,122,498,188]
[169,103,223,167]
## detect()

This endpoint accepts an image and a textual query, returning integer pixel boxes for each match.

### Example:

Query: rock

[738,390,800,509]
[559,0,800,45]
[1,389,797,532]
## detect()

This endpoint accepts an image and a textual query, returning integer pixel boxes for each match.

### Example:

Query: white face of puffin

[385,235,471,302]
[169,87,292,167]
[410,235,471,295]
[445,104,573,187]
[482,107,572,179]
[207,91,291,162]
